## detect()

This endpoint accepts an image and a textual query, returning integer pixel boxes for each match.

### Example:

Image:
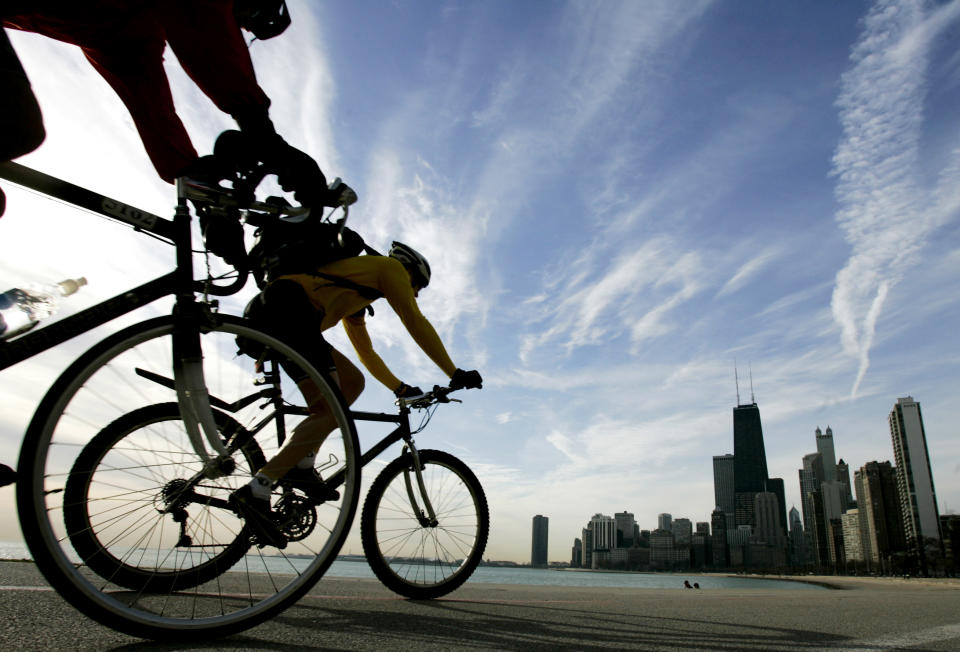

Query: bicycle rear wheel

[16,314,361,640]
[360,449,488,599]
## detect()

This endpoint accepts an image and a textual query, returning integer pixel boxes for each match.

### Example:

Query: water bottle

[0,277,87,340]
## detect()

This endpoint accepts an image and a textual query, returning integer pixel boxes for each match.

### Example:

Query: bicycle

[0,159,364,639]
[73,370,490,601]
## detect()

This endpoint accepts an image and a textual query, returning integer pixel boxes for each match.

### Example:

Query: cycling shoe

[230,485,287,549]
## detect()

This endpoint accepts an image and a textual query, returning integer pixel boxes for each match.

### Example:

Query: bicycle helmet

[389,241,431,289]
[235,0,291,40]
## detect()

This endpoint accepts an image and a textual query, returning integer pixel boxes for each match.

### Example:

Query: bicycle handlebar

[398,385,462,410]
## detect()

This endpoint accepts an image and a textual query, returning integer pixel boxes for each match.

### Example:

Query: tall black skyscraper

[531,515,549,567]
[733,402,769,527]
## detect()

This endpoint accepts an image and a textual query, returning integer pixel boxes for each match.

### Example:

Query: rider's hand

[333,184,358,207]
[327,178,358,207]
[449,369,482,390]
[265,139,329,207]
[394,382,426,399]
[199,211,247,269]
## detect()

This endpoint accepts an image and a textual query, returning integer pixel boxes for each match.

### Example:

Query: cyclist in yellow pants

[231,242,482,547]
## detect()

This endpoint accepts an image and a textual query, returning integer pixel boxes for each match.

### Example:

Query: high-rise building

[571,538,582,568]
[710,509,728,568]
[854,461,906,568]
[614,511,636,548]
[889,397,942,555]
[789,506,808,566]
[798,453,823,540]
[733,402,769,528]
[590,514,616,552]
[764,477,788,538]
[821,480,846,527]
[800,424,852,567]
[754,491,786,548]
[805,490,829,567]
[941,515,960,573]
[581,527,593,569]
[837,459,854,508]
[713,454,735,524]
[816,426,838,485]
[673,518,693,546]
[841,509,865,563]
[658,513,672,532]
[531,515,549,567]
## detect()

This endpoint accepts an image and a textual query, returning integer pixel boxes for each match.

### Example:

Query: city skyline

[554,394,953,571]
[1,1,959,563]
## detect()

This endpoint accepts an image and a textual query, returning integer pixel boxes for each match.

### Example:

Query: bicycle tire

[16,314,361,640]
[360,449,488,599]
[62,403,264,593]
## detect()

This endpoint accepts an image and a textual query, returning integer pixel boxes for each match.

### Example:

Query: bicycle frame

[0,161,244,469]
[134,351,441,524]
[347,407,440,527]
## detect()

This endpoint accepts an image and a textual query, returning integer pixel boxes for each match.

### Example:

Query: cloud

[829,0,960,399]
[718,247,781,298]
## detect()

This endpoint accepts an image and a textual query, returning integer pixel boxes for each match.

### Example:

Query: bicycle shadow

[108,593,858,651]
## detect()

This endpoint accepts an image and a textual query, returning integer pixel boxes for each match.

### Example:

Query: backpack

[247,212,371,289]
[238,213,382,362]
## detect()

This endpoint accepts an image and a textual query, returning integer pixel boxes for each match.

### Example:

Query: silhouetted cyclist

[231,241,483,547]
[1,1,331,210]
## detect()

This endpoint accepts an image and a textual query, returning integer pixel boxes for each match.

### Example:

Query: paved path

[1,561,959,650]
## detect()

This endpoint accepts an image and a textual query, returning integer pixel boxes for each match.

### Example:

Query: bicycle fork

[402,443,438,528]
[172,303,233,478]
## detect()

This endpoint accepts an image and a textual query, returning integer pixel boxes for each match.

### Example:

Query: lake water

[0,541,825,591]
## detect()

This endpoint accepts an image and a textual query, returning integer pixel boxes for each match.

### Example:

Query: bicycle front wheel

[360,449,488,599]
[16,314,361,640]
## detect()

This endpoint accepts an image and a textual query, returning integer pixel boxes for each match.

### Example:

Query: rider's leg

[0,28,45,163]
[257,348,364,482]
[158,1,271,134]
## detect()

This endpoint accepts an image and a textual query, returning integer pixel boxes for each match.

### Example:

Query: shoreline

[3,556,957,592]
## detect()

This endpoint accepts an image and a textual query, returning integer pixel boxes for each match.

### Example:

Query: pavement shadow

[120,595,858,651]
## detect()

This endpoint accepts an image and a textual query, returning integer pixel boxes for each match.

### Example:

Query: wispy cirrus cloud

[718,247,781,298]
[518,237,705,361]
[829,0,960,398]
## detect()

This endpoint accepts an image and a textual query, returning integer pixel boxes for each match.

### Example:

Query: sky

[1,0,959,564]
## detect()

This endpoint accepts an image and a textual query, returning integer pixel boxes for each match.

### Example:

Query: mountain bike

[70,371,490,602]
[0,160,362,639]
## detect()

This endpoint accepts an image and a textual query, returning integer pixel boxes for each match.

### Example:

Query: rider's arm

[379,260,457,379]
[342,312,403,391]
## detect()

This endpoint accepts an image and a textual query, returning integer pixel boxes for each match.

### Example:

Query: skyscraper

[571,538,582,568]
[889,397,942,552]
[754,492,785,548]
[798,452,822,536]
[614,511,636,548]
[764,477,788,538]
[531,515,549,567]
[673,518,693,546]
[733,402,769,528]
[816,426,838,484]
[710,509,728,568]
[713,454,735,524]
[581,527,593,569]
[658,513,672,532]
[837,459,854,508]
[590,514,616,551]
[789,506,807,565]
[854,461,906,568]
